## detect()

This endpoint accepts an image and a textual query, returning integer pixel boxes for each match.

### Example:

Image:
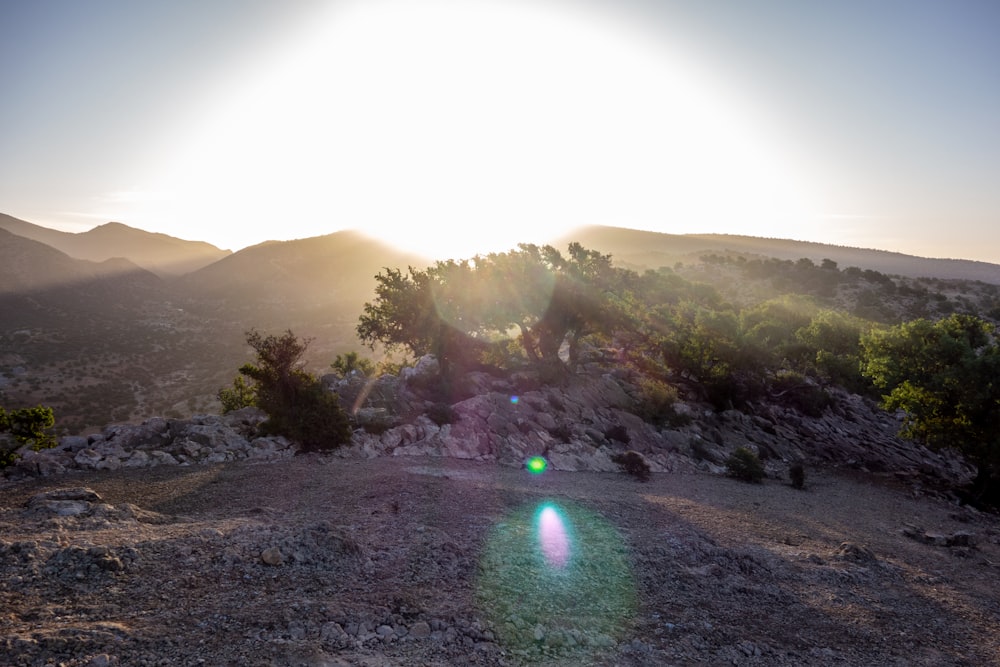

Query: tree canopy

[861,314,1000,499]
[357,243,627,376]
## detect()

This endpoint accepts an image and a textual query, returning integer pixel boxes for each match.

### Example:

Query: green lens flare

[526,456,548,474]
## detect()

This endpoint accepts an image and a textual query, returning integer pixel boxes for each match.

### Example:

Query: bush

[789,462,806,489]
[259,380,353,452]
[226,330,353,451]
[726,447,765,483]
[1,405,57,468]
[611,450,651,482]
[632,377,680,426]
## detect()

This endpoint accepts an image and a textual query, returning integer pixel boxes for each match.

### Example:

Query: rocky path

[2,455,1000,666]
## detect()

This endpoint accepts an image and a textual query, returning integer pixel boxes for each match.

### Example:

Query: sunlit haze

[2,0,998,262]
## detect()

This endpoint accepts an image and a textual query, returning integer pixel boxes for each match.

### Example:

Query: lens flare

[525,456,547,475]
[477,500,637,652]
[537,505,570,568]
[510,395,519,404]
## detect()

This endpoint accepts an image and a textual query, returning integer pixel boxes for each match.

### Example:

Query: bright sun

[137,0,821,258]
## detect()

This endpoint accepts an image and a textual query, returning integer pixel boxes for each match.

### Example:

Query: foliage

[630,376,680,426]
[217,375,255,413]
[330,351,377,378]
[770,371,833,418]
[224,329,352,451]
[0,405,57,468]
[611,450,651,482]
[357,243,628,377]
[725,447,765,483]
[861,314,1000,499]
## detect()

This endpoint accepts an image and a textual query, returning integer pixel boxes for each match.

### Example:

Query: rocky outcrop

[4,357,975,489]
[4,408,295,480]
[334,359,973,488]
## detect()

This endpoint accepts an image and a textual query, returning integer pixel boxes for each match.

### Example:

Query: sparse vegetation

[725,447,765,483]
[611,450,651,482]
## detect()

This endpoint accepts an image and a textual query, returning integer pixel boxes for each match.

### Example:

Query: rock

[409,621,431,638]
[74,448,104,469]
[834,542,877,563]
[261,547,285,566]
[122,450,151,468]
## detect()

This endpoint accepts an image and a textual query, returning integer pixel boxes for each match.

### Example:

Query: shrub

[611,450,651,482]
[226,330,352,451]
[259,379,353,452]
[1,405,57,468]
[789,462,806,489]
[330,351,377,378]
[632,377,680,426]
[726,447,765,483]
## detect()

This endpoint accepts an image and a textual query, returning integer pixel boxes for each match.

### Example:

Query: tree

[861,314,1000,501]
[222,330,352,451]
[356,265,482,375]
[1,405,57,468]
[357,244,627,377]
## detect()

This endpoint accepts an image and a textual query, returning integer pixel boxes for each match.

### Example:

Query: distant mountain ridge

[0,214,230,277]
[0,227,156,293]
[6,214,1000,285]
[557,226,1000,285]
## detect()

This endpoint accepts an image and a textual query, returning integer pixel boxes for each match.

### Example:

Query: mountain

[1,229,430,432]
[555,225,1000,285]
[0,227,152,293]
[0,213,230,277]
[179,230,428,307]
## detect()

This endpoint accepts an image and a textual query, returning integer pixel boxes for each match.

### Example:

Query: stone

[261,547,284,566]
[409,621,431,638]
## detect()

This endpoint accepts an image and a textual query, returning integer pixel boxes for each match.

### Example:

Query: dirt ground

[2,455,1000,666]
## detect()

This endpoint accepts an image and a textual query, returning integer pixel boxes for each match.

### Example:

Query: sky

[1,0,998,262]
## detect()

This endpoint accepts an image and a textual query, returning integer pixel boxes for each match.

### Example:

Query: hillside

[558,225,1000,285]
[3,216,1000,435]
[0,214,230,277]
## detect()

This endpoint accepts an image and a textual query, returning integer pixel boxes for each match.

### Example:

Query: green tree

[1,405,57,468]
[217,375,256,412]
[861,314,1000,500]
[357,244,627,376]
[330,351,377,378]
[224,330,352,451]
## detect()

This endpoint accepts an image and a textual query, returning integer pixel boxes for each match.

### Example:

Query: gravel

[1,454,999,666]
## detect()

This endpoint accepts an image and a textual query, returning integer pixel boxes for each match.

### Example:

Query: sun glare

[129,0,822,256]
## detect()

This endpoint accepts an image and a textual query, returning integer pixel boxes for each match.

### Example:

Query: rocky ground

[2,453,1000,667]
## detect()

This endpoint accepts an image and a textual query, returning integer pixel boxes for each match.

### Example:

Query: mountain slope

[556,225,1000,284]
[0,227,153,293]
[0,213,230,277]
[179,230,429,307]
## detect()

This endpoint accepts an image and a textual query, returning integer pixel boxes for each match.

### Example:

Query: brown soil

[2,455,999,666]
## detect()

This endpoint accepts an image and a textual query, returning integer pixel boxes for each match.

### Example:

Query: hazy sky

[2,0,998,261]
